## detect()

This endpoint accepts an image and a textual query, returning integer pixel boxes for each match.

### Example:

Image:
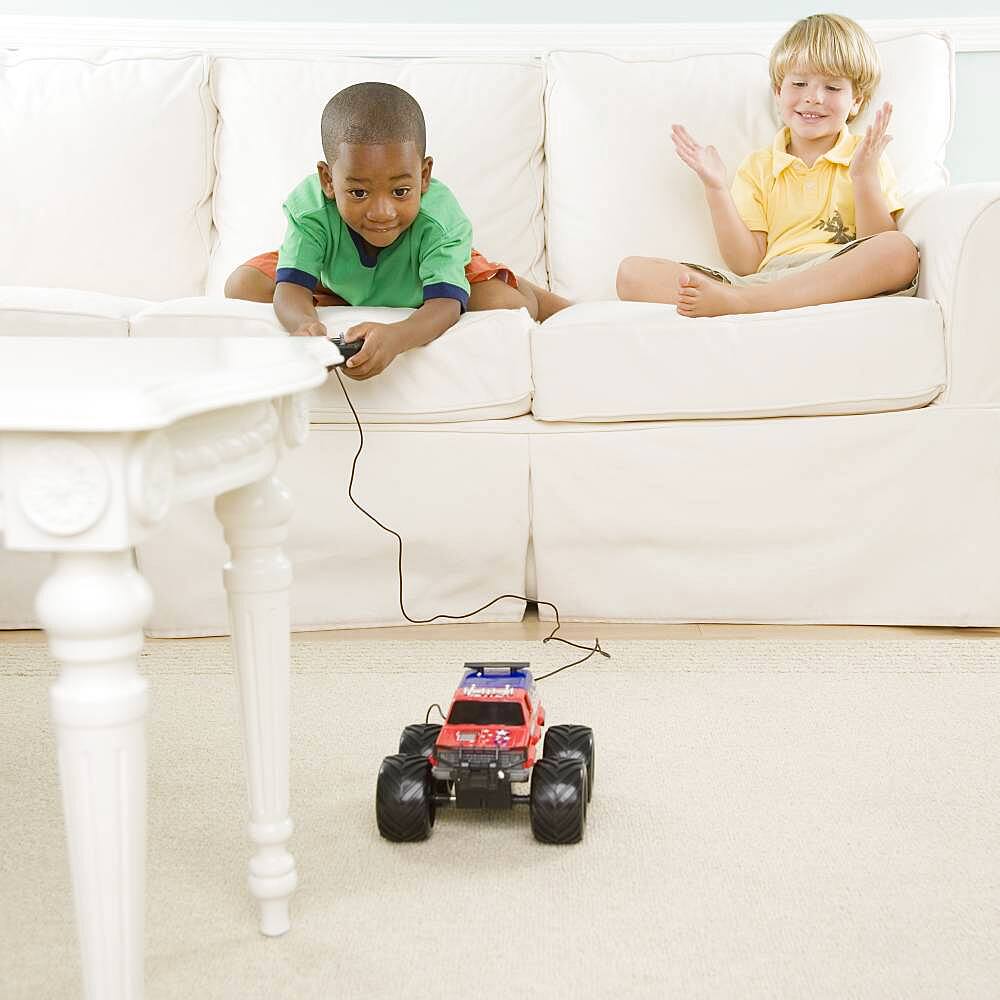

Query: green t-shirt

[275,174,473,310]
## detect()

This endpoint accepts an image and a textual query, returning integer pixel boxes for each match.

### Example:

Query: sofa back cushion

[544,32,953,300]
[0,51,215,301]
[208,57,546,296]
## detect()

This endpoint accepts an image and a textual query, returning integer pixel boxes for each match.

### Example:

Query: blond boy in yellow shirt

[616,13,919,317]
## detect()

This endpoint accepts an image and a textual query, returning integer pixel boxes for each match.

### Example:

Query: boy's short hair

[769,13,880,121]
[320,82,427,162]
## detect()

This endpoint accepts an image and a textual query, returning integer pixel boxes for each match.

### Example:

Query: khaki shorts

[681,235,919,298]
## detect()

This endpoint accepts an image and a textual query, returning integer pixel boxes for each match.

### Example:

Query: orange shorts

[242,249,517,307]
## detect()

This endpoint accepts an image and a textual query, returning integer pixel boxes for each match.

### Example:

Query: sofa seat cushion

[531,298,945,422]
[0,287,152,337]
[130,298,533,423]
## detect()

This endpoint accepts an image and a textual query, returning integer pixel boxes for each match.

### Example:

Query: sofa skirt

[528,405,1000,625]
[8,406,1000,632]
[137,419,532,637]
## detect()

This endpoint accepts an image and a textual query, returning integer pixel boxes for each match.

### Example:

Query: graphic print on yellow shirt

[730,126,905,270]
[813,208,855,244]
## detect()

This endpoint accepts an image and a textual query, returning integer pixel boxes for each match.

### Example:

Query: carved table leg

[215,474,298,937]
[35,551,153,1000]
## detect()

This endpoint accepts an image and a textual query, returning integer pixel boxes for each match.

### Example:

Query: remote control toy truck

[376,663,595,844]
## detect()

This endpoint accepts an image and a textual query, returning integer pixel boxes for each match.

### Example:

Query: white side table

[0,336,338,1000]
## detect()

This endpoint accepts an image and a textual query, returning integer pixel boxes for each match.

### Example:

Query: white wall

[2,0,998,19]
[951,53,998,183]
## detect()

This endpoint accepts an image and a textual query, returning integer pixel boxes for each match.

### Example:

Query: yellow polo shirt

[731,126,905,270]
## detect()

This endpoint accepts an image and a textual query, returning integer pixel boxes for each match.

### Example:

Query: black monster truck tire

[376,754,435,842]
[399,723,449,796]
[530,757,587,844]
[543,724,595,801]
[399,723,442,757]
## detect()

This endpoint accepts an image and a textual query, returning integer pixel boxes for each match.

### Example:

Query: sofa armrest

[901,183,1000,405]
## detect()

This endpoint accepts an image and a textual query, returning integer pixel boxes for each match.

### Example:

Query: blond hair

[769,13,880,121]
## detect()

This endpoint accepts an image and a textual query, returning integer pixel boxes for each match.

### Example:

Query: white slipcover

[131,299,534,423]
[0,288,149,337]
[0,51,215,300]
[531,298,945,422]
[3,28,997,631]
[138,419,532,635]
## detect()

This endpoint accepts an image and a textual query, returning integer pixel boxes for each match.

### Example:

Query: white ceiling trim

[1,16,998,55]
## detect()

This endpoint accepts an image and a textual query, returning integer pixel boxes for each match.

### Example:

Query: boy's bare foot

[676,270,750,318]
[470,276,573,322]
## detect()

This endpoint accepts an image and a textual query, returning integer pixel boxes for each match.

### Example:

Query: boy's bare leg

[617,256,689,305]
[468,276,530,314]
[467,276,572,321]
[677,232,918,318]
[518,279,572,322]
[225,266,276,302]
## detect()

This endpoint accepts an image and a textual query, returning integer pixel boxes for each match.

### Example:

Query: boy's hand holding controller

[337,296,459,380]
[282,300,403,378]
[279,280,456,380]
[276,281,405,379]
[335,321,405,380]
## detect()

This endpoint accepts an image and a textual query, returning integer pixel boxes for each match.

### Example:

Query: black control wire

[332,366,610,682]
[424,703,447,724]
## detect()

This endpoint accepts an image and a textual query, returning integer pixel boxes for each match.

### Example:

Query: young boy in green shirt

[226,82,569,380]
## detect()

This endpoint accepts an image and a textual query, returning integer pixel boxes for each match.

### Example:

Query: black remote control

[329,334,364,364]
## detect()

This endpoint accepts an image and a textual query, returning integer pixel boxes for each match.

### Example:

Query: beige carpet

[2,638,999,1000]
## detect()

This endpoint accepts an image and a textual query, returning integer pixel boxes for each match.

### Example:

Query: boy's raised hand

[671,124,727,190]
[849,101,893,183]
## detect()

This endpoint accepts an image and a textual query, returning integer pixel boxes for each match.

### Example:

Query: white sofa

[2,27,998,633]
